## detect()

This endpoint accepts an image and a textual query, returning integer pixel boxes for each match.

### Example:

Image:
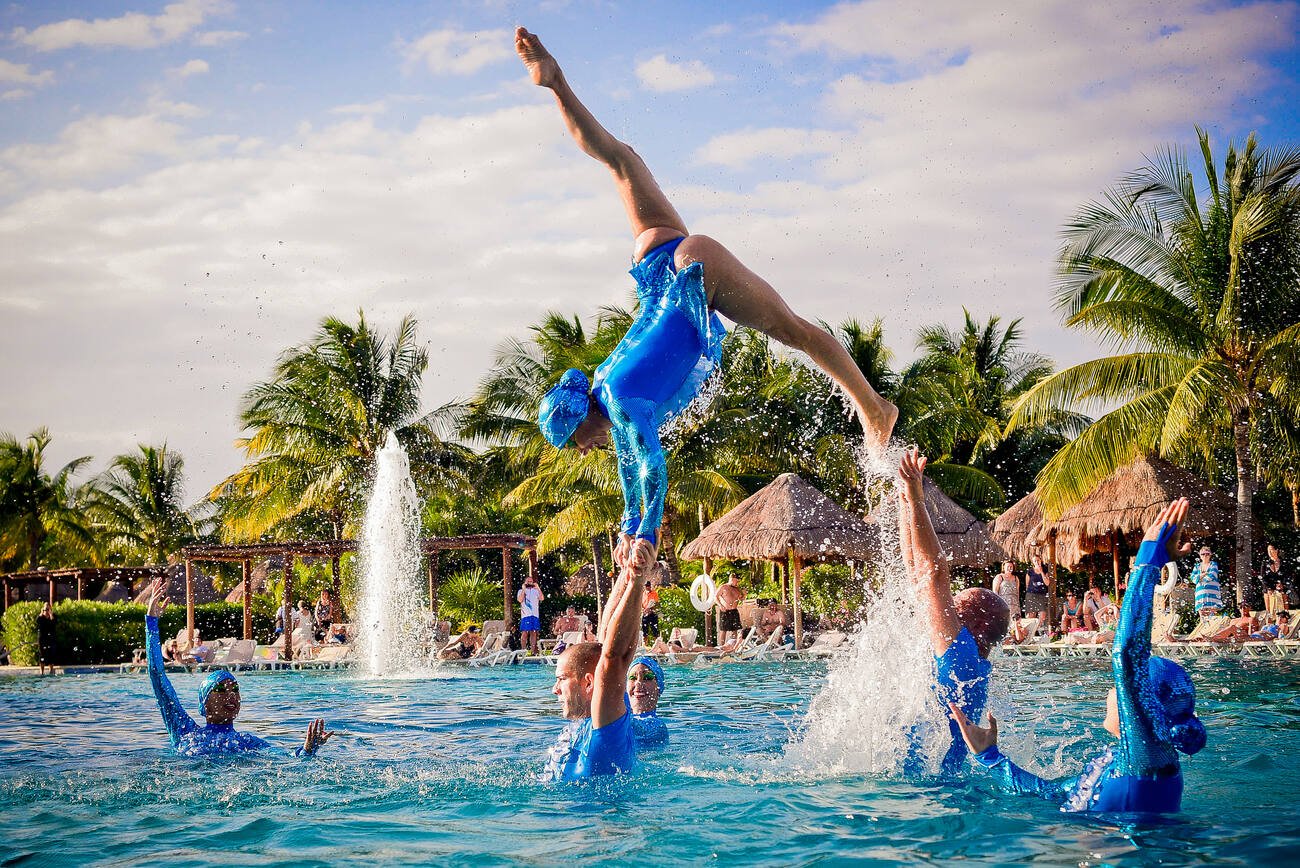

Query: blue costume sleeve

[609,422,643,538]
[975,747,1077,803]
[605,396,666,543]
[145,615,197,747]
[1112,538,1179,776]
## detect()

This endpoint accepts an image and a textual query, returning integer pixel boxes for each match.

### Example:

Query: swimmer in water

[542,554,648,780]
[897,448,1011,775]
[143,578,335,758]
[951,498,1207,813]
[628,656,668,747]
[517,26,898,579]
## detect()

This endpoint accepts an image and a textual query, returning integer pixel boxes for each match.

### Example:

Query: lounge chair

[800,630,848,659]
[313,643,353,666]
[1161,615,1232,657]
[735,627,789,661]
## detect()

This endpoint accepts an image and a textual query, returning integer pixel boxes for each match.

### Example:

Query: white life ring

[689,574,718,612]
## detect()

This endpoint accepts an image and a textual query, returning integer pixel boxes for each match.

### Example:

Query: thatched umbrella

[680,473,879,647]
[1048,454,1237,598]
[224,557,282,604]
[990,492,1046,563]
[906,477,1005,568]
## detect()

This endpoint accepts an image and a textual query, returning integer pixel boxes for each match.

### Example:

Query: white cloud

[193,29,246,47]
[401,28,512,76]
[12,0,228,52]
[172,58,210,78]
[694,127,841,169]
[0,58,55,87]
[1,88,31,101]
[635,54,717,92]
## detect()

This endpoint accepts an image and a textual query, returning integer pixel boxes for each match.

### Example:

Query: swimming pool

[1,656,1297,866]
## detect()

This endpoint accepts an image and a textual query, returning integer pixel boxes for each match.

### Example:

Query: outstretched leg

[676,234,898,451]
[516,27,686,260]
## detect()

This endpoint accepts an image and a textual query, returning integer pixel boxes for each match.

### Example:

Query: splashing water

[356,431,427,677]
[788,440,954,776]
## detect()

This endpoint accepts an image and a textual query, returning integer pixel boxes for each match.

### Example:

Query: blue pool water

[2,656,1298,866]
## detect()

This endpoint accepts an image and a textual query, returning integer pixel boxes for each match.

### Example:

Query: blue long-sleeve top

[145,615,278,757]
[592,237,725,542]
[973,548,1184,812]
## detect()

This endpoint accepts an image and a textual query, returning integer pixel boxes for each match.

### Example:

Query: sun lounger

[800,630,848,659]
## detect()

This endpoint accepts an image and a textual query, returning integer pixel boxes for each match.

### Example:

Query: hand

[627,539,657,576]
[1142,497,1191,561]
[302,718,334,755]
[613,534,634,569]
[897,447,927,498]
[145,577,169,618]
[948,702,999,754]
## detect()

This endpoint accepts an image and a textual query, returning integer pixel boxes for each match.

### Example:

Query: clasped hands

[614,533,657,577]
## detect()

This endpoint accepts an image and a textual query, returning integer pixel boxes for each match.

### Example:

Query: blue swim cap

[630,655,664,695]
[199,669,237,714]
[1148,656,1205,755]
[537,368,591,448]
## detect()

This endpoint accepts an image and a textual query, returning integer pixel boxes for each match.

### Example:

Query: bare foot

[859,397,898,455]
[515,27,562,89]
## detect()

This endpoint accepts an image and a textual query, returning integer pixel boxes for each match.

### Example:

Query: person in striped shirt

[1189,546,1222,616]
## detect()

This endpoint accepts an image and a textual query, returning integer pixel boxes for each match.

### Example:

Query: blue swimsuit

[906,627,992,776]
[631,712,669,747]
[593,238,726,542]
[974,557,1186,812]
[543,695,638,781]
[145,616,279,757]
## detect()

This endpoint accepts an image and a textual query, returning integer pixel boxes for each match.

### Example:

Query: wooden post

[330,554,341,603]
[791,546,804,649]
[184,559,195,647]
[502,547,514,627]
[1112,530,1122,603]
[283,553,295,662]
[1048,533,1058,633]
[703,557,714,646]
[1,578,8,613]
[242,559,252,641]
[48,576,55,608]
[76,574,83,601]
[427,552,440,613]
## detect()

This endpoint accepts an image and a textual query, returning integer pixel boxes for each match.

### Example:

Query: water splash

[356,431,427,677]
[788,441,953,776]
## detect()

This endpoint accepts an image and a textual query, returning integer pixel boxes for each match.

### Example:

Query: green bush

[656,585,704,639]
[1,600,274,666]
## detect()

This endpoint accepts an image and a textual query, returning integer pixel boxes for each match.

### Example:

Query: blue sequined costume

[631,712,669,747]
[543,694,638,781]
[145,615,283,757]
[972,534,1203,813]
[594,238,726,542]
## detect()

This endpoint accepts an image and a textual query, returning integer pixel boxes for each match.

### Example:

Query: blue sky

[2,0,1298,498]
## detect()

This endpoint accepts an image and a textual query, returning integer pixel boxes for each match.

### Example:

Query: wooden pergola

[180,533,537,659]
[1,566,168,613]
[680,473,879,648]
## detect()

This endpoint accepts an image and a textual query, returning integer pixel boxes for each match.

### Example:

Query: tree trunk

[659,511,683,585]
[1289,480,1300,530]
[1233,410,1256,607]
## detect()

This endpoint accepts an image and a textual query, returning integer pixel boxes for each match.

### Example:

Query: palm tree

[87,444,197,565]
[214,311,468,541]
[0,429,98,570]
[438,567,504,626]
[1008,128,1300,598]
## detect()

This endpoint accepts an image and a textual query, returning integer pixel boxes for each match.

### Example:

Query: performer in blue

[628,656,669,747]
[143,578,335,758]
[897,448,1011,776]
[542,554,646,781]
[518,27,898,577]
[950,498,1207,813]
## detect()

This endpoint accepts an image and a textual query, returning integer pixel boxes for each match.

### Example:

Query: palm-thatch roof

[1046,454,1237,569]
[132,562,221,605]
[224,557,284,603]
[882,476,1006,568]
[680,473,878,562]
[990,492,1046,563]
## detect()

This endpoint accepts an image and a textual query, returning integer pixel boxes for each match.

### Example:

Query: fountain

[356,430,427,676]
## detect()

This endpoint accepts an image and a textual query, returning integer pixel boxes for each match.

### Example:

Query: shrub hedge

[1,600,275,666]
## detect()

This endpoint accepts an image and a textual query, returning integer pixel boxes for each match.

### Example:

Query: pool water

[2,656,1298,866]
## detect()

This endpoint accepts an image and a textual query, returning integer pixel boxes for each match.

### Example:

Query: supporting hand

[614,533,634,569]
[628,539,657,576]
[302,718,335,756]
[145,577,169,618]
[948,702,999,755]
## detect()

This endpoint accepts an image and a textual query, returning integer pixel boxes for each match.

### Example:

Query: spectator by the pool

[1209,606,1260,643]
[553,606,582,637]
[1264,582,1287,617]
[992,561,1022,620]
[1082,584,1114,631]
[1061,592,1084,632]
[1190,546,1222,616]
[641,574,660,643]
[1023,555,1050,629]
[36,602,56,675]
[1260,544,1296,608]
[313,590,334,642]
[715,575,745,648]
[757,598,791,645]
[438,626,483,660]
[517,574,545,655]
[1250,610,1290,640]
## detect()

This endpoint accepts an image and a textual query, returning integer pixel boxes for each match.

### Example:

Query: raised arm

[898,449,962,655]
[1112,498,1188,776]
[143,579,196,746]
[593,562,647,729]
[949,703,1078,803]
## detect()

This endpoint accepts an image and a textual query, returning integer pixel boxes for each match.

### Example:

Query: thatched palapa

[132,562,221,605]
[990,491,1046,563]
[224,557,283,603]
[867,477,1005,568]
